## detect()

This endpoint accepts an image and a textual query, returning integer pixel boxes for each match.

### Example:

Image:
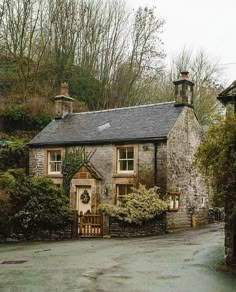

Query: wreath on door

[80,189,91,204]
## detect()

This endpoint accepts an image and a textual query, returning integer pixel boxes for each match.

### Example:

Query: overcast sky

[127,0,236,85]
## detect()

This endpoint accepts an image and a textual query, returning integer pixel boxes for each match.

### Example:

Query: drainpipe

[154,143,158,186]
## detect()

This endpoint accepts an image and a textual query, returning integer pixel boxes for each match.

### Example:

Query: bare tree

[0,0,54,101]
[150,48,223,127]
[0,0,166,111]
[109,6,165,108]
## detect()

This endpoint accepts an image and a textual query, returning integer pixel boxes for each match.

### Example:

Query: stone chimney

[173,71,195,107]
[60,82,69,96]
[54,82,74,119]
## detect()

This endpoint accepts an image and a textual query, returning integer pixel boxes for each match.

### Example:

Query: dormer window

[48,150,62,174]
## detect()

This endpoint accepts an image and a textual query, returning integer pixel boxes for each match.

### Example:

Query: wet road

[0,223,235,292]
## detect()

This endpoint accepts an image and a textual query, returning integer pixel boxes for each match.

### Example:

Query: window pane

[50,162,56,172]
[170,197,174,209]
[50,151,61,162]
[56,162,62,172]
[127,148,134,159]
[50,152,55,161]
[128,160,134,171]
[119,160,127,171]
[56,152,61,161]
[119,148,127,159]
[117,184,133,205]
[118,185,126,196]
[175,196,179,209]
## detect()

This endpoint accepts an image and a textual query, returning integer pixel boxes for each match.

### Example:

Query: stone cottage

[217,81,236,264]
[28,72,209,232]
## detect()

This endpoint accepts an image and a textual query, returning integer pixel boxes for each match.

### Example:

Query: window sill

[47,173,63,178]
[113,173,137,178]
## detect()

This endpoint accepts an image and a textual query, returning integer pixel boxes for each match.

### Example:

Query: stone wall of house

[109,214,166,237]
[29,148,45,176]
[84,145,114,204]
[137,142,167,193]
[138,143,155,187]
[29,142,168,203]
[156,142,168,194]
[166,106,209,229]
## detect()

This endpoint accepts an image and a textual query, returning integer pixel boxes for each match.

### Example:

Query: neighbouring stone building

[217,81,236,264]
[28,72,209,234]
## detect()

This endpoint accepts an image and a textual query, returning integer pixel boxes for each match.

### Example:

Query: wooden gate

[79,211,103,237]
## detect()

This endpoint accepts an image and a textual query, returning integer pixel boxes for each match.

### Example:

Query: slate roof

[29,101,184,146]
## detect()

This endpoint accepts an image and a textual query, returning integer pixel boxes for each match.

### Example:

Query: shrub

[99,184,168,224]
[0,141,28,171]
[0,171,72,237]
[0,191,12,237]
[0,104,51,131]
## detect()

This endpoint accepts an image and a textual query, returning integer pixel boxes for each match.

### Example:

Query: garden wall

[109,214,166,237]
[0,227,73,243]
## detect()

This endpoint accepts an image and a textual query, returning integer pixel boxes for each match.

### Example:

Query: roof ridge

[70,101,175,115]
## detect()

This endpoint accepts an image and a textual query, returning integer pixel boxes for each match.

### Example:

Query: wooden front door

[76,186,92,215]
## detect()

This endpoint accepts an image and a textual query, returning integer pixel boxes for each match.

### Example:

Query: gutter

[28,136,167,148]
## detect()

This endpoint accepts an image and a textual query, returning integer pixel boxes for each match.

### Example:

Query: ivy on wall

[62,147,94,195]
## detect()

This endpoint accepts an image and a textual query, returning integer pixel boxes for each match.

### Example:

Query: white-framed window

[117,147,134,173]
[48,150,62,174]
[169,193,180,211]
[116,184,133,205]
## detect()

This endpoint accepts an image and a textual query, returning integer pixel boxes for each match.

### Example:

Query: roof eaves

[218,81,236,97]
[28,136,168,147]
[53,95,75,101]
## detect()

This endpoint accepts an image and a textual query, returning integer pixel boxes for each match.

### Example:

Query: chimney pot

[60,82,69,96]
[181,71,189,79]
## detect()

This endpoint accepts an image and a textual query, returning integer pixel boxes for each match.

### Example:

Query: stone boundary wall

[109,214,166,237]
[0,228,73,243]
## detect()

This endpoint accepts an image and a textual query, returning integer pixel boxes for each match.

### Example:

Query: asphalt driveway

[0,223,235,292]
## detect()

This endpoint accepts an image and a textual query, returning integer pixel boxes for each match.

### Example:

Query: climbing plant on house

[62,147,95,195]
